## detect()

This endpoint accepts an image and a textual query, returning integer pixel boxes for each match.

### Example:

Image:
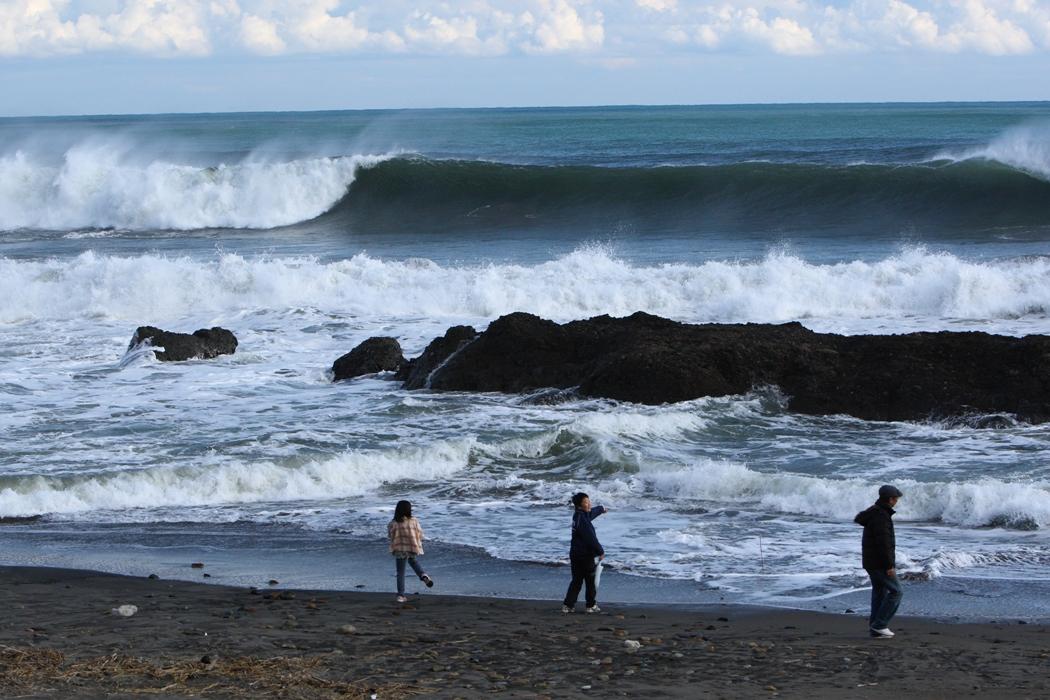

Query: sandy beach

[1,566,1048,699]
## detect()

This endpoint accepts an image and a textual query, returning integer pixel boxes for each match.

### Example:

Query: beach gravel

[1,567,1048,699]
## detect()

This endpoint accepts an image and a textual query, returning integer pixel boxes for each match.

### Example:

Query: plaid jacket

[387,517,425,555]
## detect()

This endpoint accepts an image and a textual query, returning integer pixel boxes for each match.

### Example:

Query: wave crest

[642,459,1050,529]
[0,439,473,518]
[0,144,390,230]
[939,121,1050,182]
[2,247,1049,328]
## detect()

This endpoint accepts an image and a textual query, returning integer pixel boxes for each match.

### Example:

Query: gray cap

[878,484,903,499]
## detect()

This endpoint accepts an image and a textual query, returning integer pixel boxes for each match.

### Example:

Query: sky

[1,0,1048,116]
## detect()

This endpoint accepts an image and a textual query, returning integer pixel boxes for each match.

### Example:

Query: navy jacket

[854,502,896,571]
[569,506,606,559]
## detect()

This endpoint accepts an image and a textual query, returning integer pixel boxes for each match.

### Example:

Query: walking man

[854,484,903,638]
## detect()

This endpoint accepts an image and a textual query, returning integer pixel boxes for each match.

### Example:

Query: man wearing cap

[854,485,904,638]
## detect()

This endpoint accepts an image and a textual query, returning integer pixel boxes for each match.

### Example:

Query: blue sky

[1,0,1048,116]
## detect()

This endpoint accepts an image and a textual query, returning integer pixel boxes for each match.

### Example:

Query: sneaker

[870,627,894,638]
[396,595,408,603]
[421,574,434,588]
[561,605,573,614]
[585,605,601,614]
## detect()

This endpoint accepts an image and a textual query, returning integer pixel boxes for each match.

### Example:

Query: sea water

[2,103,1050,615]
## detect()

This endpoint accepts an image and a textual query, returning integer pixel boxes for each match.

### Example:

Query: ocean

[2,103,1050,617]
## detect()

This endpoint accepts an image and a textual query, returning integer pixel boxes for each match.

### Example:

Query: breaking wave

[0,439,473,517]
[0,143,390,230]
[640,459,1050,530]
[2,247,1049,327]
[3,129,1049,234]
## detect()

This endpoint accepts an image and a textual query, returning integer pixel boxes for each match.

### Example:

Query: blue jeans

[866,568,903,630]
[396,556,425,595]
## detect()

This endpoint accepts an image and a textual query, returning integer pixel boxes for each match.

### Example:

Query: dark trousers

[866,568,903,630]
[563,554,598,608]
[396,556,425,595]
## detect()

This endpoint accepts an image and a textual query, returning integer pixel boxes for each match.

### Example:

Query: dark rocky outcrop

[409,311,1050,423]
[397,325,478,389]
[129,326,238,362]
[332,337,405,380]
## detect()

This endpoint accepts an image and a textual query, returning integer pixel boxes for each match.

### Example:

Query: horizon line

[3,98,1049,121]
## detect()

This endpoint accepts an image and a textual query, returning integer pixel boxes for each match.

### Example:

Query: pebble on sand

[111,605,138,617]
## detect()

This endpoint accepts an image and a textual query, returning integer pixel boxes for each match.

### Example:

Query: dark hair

[571,492,589,508]
[394,500,413,522]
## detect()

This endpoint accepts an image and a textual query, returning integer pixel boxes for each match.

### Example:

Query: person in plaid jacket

[388,500,434,602]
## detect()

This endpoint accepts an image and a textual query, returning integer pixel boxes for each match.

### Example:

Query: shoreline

[2,565,1049,698]
[4,522,1050,625]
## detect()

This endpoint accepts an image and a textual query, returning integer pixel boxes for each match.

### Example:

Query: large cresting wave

[0,143,390,231]
[328,155,1050,234]
[2,126,1050,233]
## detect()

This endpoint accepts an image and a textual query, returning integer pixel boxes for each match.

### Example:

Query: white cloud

[240,13,284,55]
[878,0,941,49]
[940,0,1034,54]
[739,9,819,54]
[0,0,210,56]
[288,0,369,51]
[694,23,720,48]
[107,0,211,55]
[524,0,604,53]
[0,0,1048,57]
[636,0,678,11]
[403,11,508,54]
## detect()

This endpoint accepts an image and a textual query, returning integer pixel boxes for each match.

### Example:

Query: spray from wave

[935,121,1050,182]
[0,141,391,230]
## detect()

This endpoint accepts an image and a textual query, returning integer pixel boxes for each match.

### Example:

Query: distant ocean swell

[2,247,1049,325]
[1,145,1049,233]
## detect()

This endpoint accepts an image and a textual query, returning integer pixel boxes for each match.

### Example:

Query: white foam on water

[937,121,1050,181]
[481,408,711,461]
[0,439,473,518]
[641,459,1050,529]
[0,144,391,230]
[908,544,1050,579]
[2,247,1049,332]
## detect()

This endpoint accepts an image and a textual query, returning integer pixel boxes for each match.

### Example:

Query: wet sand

[1,566,1048,699]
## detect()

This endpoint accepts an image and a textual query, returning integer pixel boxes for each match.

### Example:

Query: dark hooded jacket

[854,502,896,571]
[569,506,606,559]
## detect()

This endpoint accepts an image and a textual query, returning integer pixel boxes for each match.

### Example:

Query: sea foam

[2,247,1049,331]
[938,121,1050,181]
[0,144,390,230]
[0,439,473,518]
[640,458,1050,529]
